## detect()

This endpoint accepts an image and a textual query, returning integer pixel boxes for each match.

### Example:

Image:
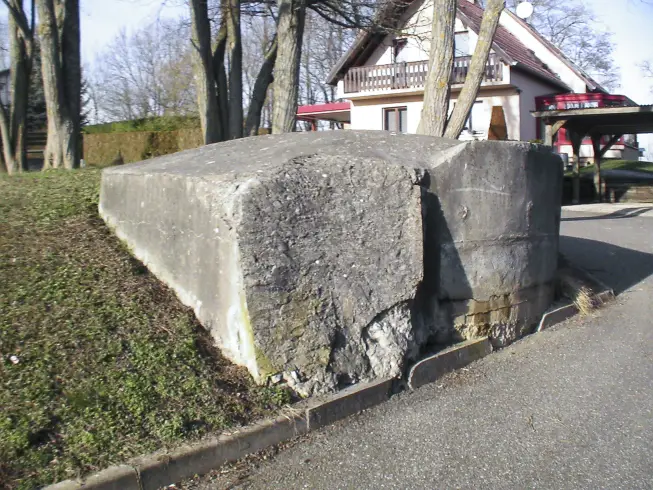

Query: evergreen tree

[27,41,46,133]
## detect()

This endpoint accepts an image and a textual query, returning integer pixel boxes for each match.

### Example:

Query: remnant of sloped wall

[99,131,562,395]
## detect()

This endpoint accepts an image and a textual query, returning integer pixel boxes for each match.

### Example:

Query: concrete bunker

[99,131,562,396]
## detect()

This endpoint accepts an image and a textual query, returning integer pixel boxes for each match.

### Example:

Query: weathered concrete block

[426,141,562,300]
[99,132,562,393]
[100,132,464,394]
[421,141,562,346]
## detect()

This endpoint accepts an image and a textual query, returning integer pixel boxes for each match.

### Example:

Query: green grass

[0,170,289,489]
[578,160,653,174]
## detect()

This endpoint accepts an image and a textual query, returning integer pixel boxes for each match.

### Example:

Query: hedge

[83,129,204,166]
[84,116,201,134]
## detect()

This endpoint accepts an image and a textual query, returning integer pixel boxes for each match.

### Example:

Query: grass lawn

[0,169,289,489]
[577,160,653,175]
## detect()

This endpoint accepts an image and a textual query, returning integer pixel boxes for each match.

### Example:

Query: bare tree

[244,34,277,135]
[272,0,377,133]
[190,0,267,142]
[92,20,196,122]
[37,0,81,170]
[271,0,306,133]
[506,0,619,91]
[445,0,504,138]
[226,0,244,138]
[298,11,354,104]
[190,0,222,142]
[641,60,653,90]
[189,0,383,139]
[418,0,506,138]
[417,0,455,137]
[0,0,35,174]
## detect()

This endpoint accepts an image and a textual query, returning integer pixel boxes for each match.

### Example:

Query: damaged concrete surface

[99,131,562,394]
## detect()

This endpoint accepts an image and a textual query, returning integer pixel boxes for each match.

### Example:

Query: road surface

[182,204,653,490]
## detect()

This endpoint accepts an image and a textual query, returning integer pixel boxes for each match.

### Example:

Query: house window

[392,38,409,63]
[384,107,408,133]
[463,101,486,134]
[454,31,470,57]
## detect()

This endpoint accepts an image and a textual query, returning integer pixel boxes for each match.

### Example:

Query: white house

[298,0,640,162]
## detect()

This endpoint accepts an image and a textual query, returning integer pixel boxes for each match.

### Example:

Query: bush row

[83,129,204,166]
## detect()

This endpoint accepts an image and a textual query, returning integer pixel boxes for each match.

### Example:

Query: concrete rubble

[100,131,562,395]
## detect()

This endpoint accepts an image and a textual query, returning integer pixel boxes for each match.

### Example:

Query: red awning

[297,102,351,123]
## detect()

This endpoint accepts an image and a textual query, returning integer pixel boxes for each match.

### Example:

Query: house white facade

[318,0,640,161]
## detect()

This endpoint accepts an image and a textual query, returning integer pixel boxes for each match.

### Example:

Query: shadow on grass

[560,235,653,295]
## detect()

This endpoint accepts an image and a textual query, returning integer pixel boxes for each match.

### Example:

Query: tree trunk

[417,0,456,137]
[0,0,33,174]
[272,0,306,134]
[213,14,229,140]
[226,0,243,139]
[190,0,221,144]
[245,37,277,137]
[37,0,81,170]
[444,0,505,139]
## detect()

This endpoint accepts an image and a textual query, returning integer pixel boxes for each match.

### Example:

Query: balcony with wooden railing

[342,54,503,94]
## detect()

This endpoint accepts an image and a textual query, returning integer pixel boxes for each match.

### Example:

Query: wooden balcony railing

[342,54,503,94]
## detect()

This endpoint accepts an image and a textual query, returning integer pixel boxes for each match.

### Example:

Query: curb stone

[304,378,394,431]
[42,379,393,490]
[42,285,616,490]
[133,413,309,490]
[537,287,615,333]
[407,338,493,390]
[40,465,139,490]
[537,303,579,332]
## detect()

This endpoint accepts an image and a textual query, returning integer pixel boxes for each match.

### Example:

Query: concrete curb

[537,288,615,333]
[537,302,579,332]
[407,338,493,390]
[41,284,616,489]
[42,378,394,490]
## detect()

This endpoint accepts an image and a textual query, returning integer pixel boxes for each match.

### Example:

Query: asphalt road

[183,205,653,490]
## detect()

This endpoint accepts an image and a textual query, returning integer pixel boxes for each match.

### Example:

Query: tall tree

[416,0,456,136]
[417,0,506,138]
[0,0,35,174]
[272,0,306,133]
[190,0,222,143]
[37,0,81,170]
[444,0,504,138]
[226,0,243,138]
[189,0,379,139]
